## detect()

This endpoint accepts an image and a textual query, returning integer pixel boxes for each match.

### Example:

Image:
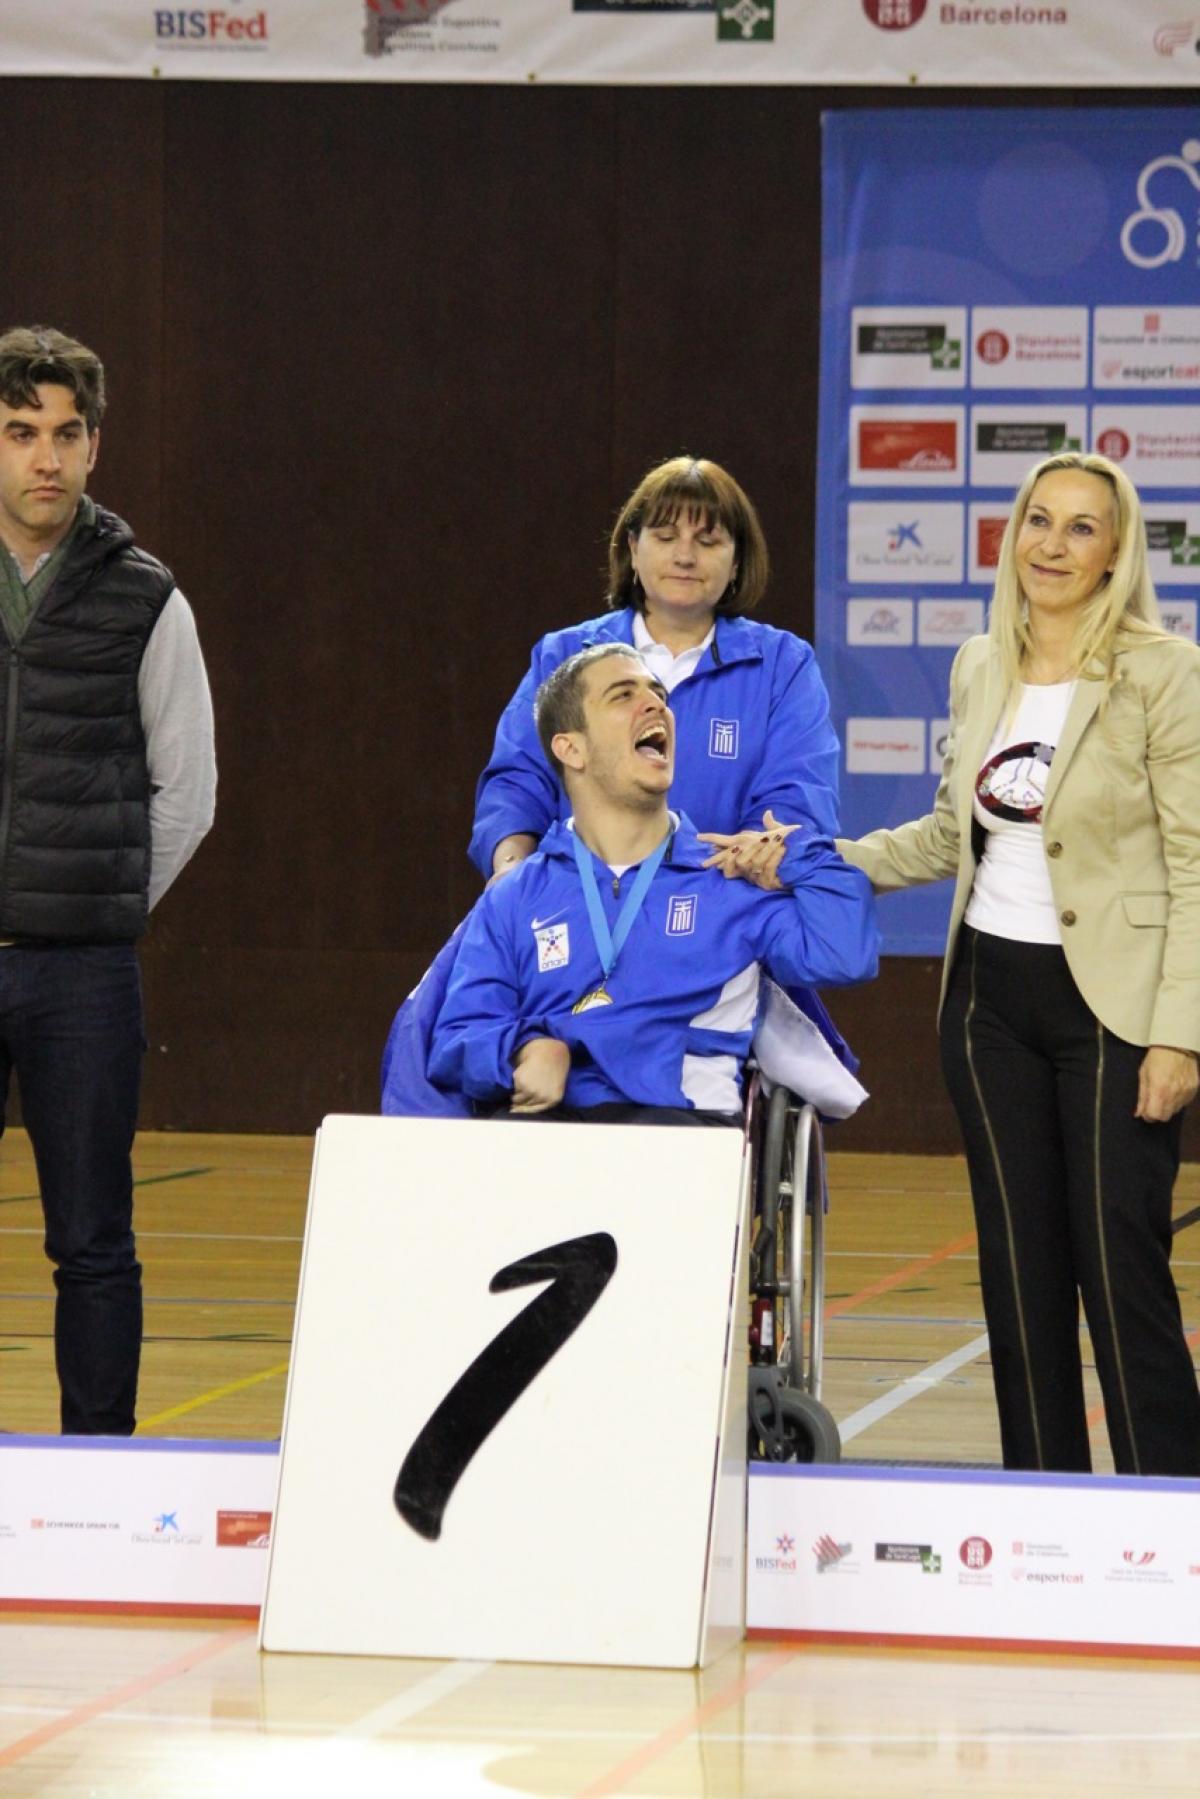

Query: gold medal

[571,988,613,1014]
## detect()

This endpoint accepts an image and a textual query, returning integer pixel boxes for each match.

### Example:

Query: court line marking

[822,1228,979,1320]
[334,1660,492,1738]
[0,1167,213,1210]
[138,1361,291,1429]
[837,1333,993,1444]
[578,1647,798,1799]
[0,1623,252,1769]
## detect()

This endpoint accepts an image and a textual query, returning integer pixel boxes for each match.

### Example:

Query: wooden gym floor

[1,1128,1198,1794]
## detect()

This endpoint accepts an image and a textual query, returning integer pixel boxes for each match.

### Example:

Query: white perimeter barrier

[259,1116,751,1668]
[749,1463,1200,1658]
[0,1437,276,1615]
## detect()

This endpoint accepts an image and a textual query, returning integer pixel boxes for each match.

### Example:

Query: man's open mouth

[634,723,669,763]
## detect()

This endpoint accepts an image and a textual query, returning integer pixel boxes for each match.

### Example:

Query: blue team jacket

[468,610,840,878]
[430,816,877,1114]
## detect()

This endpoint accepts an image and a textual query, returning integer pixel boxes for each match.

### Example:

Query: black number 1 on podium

[394,1231,618,1540]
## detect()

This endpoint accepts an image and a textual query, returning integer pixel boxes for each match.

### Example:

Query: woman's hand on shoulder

[1136,1045,1199,1123]
[697,809,800,892]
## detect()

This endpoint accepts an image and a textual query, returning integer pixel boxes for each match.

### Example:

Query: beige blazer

[837,632,1200,1052]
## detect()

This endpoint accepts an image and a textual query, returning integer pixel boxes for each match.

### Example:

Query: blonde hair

[988,451,1166,696]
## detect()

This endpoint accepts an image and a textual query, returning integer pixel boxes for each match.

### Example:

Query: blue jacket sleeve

[469,649,563,877]
[428,888,552,1100]
[755,833,879,990]
[738,634,840,838]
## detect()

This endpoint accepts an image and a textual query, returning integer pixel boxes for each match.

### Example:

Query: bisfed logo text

[154,10,269,38]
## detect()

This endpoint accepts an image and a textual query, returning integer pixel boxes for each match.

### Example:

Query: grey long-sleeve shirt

[139,587,216,907]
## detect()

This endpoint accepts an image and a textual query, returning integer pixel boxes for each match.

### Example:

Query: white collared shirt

[632,611,714,694]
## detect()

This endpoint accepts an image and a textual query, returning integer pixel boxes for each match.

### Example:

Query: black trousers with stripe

[940,925,1200,1476]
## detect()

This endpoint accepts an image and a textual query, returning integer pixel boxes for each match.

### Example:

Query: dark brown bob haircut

[534,642,649,781]
[0,325,106,434]
[606,455,769,617]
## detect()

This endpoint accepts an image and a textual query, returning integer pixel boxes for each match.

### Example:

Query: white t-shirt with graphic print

[964,680,1075,946]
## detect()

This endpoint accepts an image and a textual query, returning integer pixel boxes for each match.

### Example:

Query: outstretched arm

[756,833,879,990]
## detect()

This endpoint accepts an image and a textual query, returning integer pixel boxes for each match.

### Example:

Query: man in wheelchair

[426,644,877,1125]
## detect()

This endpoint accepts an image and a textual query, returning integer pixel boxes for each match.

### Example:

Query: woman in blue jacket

[470,455,840,882]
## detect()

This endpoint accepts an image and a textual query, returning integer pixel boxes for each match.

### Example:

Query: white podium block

[260,1115,750,1667]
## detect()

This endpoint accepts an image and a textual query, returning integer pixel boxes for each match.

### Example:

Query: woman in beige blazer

[840,451,1200,1477]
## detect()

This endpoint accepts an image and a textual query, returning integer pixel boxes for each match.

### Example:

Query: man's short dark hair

[0,326,106,433]
[534,643,647,778]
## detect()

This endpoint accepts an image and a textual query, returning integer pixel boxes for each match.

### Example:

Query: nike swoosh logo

[531,911,568,931]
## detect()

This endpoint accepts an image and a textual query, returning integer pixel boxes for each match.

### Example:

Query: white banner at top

[5,0,1200,86]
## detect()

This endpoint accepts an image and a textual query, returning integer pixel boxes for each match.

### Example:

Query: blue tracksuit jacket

[430,816,877,1114]
[468,610,839,878]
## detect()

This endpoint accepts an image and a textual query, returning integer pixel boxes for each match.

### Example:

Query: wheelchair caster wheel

[748,1366,841,1464]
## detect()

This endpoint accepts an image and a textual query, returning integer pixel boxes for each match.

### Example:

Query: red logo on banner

[977,330,1010,365]
[862,0,927,27]
[976,516,1007,568]
[216,1509,273,1548]
[858,419,957,472]
[959,1537,993,1570]
[1097,428,1131,461]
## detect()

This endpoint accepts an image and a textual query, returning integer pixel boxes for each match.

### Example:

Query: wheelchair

[745,1075,841,1464]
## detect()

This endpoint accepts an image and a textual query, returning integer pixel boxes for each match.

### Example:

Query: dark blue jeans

[0,944,145,1435]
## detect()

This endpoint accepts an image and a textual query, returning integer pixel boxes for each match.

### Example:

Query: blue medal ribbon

[571,825,672,999]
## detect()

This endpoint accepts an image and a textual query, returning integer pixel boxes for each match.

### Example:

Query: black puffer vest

[0,506,173,942]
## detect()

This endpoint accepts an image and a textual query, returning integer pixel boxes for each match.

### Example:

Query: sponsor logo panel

[958,1535,994,1586]
[847,504,964,585]
[1145,505,1200,584]
[153,6,270,49]
[1106,1548,1173,1586]
[970,405,1086,486]
[755,1532,798,1573]
[131,1510,203,1547]
[846,720,927,775]
[847,599,914,646]
[850,407,965,486]
[1158,599,1198,642]
[861,0,927,27]
[929,718,950,772]
[968,504,1008,583]
[812,1533,857,1573]
[875,1541,942,1572]
[1093,307,1200,389]
[970,307,1088,390]
[917,597,984,647]
[1120,137,1200,271]
[364,0,502,60]
[1091,405,1200,487]
[851,308,966,389]
[216,1509,273,1548]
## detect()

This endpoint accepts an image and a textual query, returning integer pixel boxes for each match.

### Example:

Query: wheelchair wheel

[748,1366,841,1464]
[753,1087,829,1401]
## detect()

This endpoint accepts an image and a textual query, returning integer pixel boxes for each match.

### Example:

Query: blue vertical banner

[817,107,1200,953]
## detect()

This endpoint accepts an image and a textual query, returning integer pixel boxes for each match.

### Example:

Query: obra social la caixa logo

[1121,138,1200,270]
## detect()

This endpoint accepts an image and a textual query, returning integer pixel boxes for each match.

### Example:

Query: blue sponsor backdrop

[817,107,1200,953]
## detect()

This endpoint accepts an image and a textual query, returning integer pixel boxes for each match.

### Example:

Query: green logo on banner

[930,338,962,371]
[718,0,774,41]
[1173,535,1200,566]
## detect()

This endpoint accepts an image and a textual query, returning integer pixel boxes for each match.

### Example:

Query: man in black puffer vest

[0,326,215,1434]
